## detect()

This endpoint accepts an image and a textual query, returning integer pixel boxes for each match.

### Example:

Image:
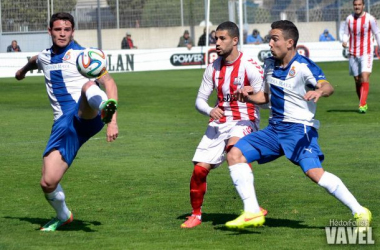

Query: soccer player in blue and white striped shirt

[15,12,118,231]
[225,20,371,230]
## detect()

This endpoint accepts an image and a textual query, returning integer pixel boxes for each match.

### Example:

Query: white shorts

[349,54,373,76]
[192,120,259,168]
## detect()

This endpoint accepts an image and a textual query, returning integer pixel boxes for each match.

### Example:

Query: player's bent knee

[305,168,325,183]
[81,80,96,92]
[40,178,58,192]
[226,147,245,165]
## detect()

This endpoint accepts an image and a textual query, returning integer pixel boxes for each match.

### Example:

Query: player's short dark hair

[50,12,75,29]
[216,21,239,40]
[271,20,299,48]
[353,0,365,4]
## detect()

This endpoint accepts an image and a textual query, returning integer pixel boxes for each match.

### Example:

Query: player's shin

[44,183,71,221]
[355,82,361,99]
[318,171,365,215]
[190,165,209,216]
[85,84,108,110]
[229,163,261,213]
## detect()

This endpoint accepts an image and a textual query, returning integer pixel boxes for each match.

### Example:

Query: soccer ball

[76,48,107,78]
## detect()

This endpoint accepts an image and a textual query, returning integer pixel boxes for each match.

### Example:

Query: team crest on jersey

[63,51,71,61]
[288,66,296,77]
[233,76,243,85]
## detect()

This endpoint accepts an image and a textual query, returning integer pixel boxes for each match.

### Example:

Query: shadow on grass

[326,109,360,113]
[264,217,324,229]
[178,213,261,234]
[178,213,324,233]
[3,216,101,232]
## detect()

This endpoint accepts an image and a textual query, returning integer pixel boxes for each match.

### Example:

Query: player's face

[215,30,238,58]
[49,20,74,48]
[353,0,364,16]
[269,29,293,60]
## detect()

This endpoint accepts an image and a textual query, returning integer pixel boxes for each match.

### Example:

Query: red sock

[360,82,369,106]
[190,165,209,216]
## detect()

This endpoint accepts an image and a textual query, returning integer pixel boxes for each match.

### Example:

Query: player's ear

[233,36,239,46]
[287,38,294,49]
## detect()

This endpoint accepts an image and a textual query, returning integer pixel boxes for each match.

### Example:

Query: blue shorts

[43,102,104,166]
[235,121,324,172]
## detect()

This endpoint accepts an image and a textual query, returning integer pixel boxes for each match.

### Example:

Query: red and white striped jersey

[343,12,380,57]
[197,52,264,124]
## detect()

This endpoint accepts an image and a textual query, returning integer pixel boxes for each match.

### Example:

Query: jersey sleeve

[246,58,264,93]
[195,64,215,115]
[303,62,326,88]
[197,64,214,99]
[370,15,380,47]
[36,53,43,71]
[342,16,350,43]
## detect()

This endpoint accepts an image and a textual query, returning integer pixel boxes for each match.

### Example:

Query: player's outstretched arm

[370,17,380,47]
[341,17,350,48]
[234,87,268,105]
[97,72,119,142]
[15,55,38,80]
[304,80,334,103]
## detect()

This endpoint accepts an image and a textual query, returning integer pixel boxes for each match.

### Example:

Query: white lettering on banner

[0,42,359,78]
[172,54,203,63]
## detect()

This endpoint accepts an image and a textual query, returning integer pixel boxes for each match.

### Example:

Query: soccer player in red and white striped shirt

[342,0,380,113]
[180,21,267,228]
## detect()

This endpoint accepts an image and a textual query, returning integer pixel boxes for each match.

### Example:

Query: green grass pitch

[0,61,379,249]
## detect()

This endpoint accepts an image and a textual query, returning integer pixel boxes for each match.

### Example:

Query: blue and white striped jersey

[263,53,327,129]
[37,41,88,121]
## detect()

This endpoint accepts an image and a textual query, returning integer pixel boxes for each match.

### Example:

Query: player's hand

[106,122,119,142]
[15,69,26,80]
[304,90,323,103]
[234,86,254,102]
[210,107,224,120]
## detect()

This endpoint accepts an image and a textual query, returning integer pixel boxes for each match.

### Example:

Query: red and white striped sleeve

[369,15,380,47]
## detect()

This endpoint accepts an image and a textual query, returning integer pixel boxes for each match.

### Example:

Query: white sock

[229,163,261,213]
[318,171,364,215]
[85,84,108,110]
[45,183,70,221]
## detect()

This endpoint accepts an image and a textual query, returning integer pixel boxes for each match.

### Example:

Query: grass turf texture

[0,61,379,249]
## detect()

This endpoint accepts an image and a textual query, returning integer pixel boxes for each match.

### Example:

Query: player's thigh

[360,54,373,76]
[78,94,99,120]
[229,120,259,138]
[227,120,259,147]
[42,150,69,185]
[349,56,360,76]
[192,123,230,166]
[234,125,281,163]
[279,123,324,170]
